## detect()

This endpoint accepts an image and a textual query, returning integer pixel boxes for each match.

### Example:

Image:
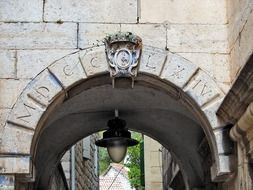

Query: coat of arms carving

[104,32,142,87]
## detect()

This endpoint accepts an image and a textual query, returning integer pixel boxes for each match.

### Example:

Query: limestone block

[17,50,76,79]
[0,124,33,154]
[237,9,253,69]
[139,46,167,76]
[150,151,162,167]
[211,155,233,181]
[49,53,87,89]
[140,0,227,24]
[44,0,137,23]
[203,98,224,129]
[167,24,228,53]
[0,109,10,132]
[121,24,166,49]
[214,128,233,154]
[161,53,198,88]
[228,0,253,47]
[0,51,16,79]
[0,0,43,22]
[183,70,221,107]
[79,47,108,77]
[0,157,30,173]
[216,82,231,94]
[7,70,63,130]
[150,167,163,181]
[78,24,120,49]
[0,23,77,49]
[230,39,241,80]
[178,53,231,83]
[0,79,30,108]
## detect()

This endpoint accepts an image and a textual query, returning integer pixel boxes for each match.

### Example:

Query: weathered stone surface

[0,157,30,173]
[211,155,233,181]
[78,24,120,49]
[234,9,253,73]
[0,51,16,79]
[144,136,163,190]
[230,40,241,80]
[0,23,77,49]
[178,53,231,83]
[139,46,167,76]
[0,124,33,154]
[7,70,63,130]
[79,47,108,77]
[183,70,221,107]
[230,6,253,80]
[0,0,43,22]
[0,79,30,108]
[167,24,228,53]
[203,99,224,129]
[0,109,10,132]
[228,0,253,47]
[17,50,76,79]
[44,0,137,23]
[214,128,233,154]
[140,0,227,24]
[49,53,87,89]
[121,24,166,49]
[161,53,198,88]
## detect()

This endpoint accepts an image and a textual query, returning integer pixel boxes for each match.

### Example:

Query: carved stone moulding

[230,102,253,160]
[104,32,142,87]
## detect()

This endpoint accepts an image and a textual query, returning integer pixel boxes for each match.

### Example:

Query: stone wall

[61,135,99,190]
[228,0,253,81]
[144,136,163,190]
[0,1,248,189]
[0,1,231,129]
[75,135,99,190]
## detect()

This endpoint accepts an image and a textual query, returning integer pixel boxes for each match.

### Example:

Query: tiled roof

[99,176,124,190]
[100,163,132,190]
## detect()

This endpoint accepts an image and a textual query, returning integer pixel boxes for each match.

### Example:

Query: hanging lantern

[95,117,139,163]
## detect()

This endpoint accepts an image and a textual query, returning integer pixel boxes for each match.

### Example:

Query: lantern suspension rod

[115,109,119,118]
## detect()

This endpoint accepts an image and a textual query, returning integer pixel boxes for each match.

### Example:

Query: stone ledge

[0,156,30,174]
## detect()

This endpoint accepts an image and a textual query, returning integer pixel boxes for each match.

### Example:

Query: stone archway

[0,45,233,188]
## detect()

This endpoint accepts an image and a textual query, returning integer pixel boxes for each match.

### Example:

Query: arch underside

[0,45,233,187]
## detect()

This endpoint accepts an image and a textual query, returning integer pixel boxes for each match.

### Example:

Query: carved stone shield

[104,32,142,79]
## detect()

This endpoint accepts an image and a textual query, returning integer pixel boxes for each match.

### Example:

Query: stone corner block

[211,155,234,182]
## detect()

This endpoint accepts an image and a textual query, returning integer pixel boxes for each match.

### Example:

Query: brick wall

[75,135,99,190]
[61,134,99,190]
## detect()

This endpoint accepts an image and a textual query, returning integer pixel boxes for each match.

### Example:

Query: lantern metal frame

[95,117,139,148]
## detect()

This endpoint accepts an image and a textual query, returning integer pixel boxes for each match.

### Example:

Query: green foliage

[125,132,145,190]
[98,132,111,175]
[98,147,111,175]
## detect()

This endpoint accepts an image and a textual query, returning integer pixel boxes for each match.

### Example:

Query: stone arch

[0,45,233,183]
